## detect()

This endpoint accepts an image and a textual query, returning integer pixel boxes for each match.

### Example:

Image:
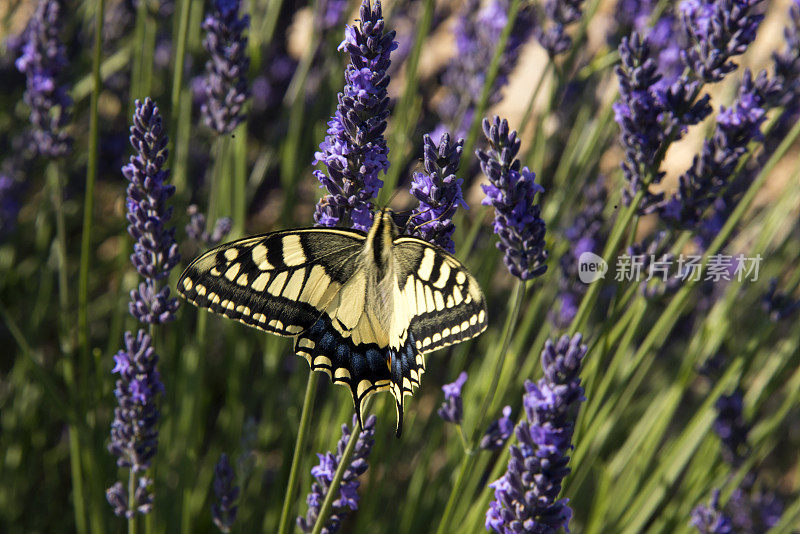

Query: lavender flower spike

[15,0,71,158]
[691,489,733,534]
[480,406,514,451]
[106,330,163,517]
[486,334,587,533]
[212,454,239,533]
[201,0,251,134]
[313,0,397,230]
[406,132,467,253]
[679,0,764,83]
[477,117,547,280]
[437,371,468,425]
[124,98,180,325]
[535,0,586,56]
[298,415,378,533]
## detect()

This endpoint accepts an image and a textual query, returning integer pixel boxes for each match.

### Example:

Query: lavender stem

[277,372,320,534]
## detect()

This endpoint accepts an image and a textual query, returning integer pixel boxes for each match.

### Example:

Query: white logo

[578,252,608,283]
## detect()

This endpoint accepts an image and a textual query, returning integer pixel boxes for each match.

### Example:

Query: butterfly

[177,208,487,436]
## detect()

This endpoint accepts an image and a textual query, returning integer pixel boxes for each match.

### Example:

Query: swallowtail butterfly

[177,208,487,436]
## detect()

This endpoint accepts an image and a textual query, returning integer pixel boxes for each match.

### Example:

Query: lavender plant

[477,116,547,280]
[534,0,586,56]
[201,0,251,134]
[437,371,468,425]
[297,415,377,533]
[15,0,71,158]
[313,0,396,230]
[405,132,466,253]
[486,334,588,533]
[107,98,178,519]
[211,454,240,533]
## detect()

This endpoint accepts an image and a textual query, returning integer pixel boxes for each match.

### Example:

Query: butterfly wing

[177,228,365,335]
[386,237,488,434]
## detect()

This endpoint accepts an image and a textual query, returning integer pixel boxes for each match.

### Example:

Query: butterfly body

[177,209,487,436]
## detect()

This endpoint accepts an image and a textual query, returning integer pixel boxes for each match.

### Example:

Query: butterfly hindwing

[393,237,488,354]
[177,228,365,335]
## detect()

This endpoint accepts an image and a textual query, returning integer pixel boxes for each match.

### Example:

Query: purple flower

[107,477,155,519]
[761,278,800,322]
[772,1,800,128]
[405,132,467,253]
[477,117,547,280]
[437,371,468,425]
[123,98,181,325]
[713,390,749,467]
[211,454,239,533]
[317,0,350,32]
[486,334,587,533]
[679,0,764,83]
[297,415,377,533]
[691,489,733,533]
[312,0,396,230]
[658,69,781,230]
[186,204,233,248]
[534,0,586,56]
[15,0,71,158]
[439,0,532,137]
[106,330,163,517]
[201,0,250,134]
[480,406,514,451]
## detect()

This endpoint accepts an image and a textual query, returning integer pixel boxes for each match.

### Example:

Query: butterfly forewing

[177,228,365,335]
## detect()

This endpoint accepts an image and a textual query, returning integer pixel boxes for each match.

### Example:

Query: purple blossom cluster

[486,334,587,533]
[534,0,586,56]
[201,0,251,134]
[211,454,239,533]
[123,98,181,325]
[313,0,396,231]
[186,204,233,248]
[480,406,514,451]
[679,0,764,83]
[15,0,72,158]
[108,98,179,518]
[437,371,468,425]
[317,0,350,32]
[297,415,377,533]
[477,117,547,280]
[439,0,532,138]
[659,70,782,229]
[405,132,467,253]
[692,388,784,532]
[106,330,163,518]
[761,278,800,322]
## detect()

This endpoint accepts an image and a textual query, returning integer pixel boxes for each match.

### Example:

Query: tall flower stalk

[313,0,396,230]
[297,415,378,534]
[201,0,251,236]
[437,117,546,534]
[107,98,179,524]
[405,132,467,253]
[486,334,588,533]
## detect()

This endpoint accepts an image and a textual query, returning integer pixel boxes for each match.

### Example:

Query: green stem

[78,0,105,396]
[128,468,137,534]
[277,371,320,534]
[436,279,525,534]
[169,0,194,193]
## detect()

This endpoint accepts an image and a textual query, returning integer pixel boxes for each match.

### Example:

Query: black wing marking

[177,228,365,336]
